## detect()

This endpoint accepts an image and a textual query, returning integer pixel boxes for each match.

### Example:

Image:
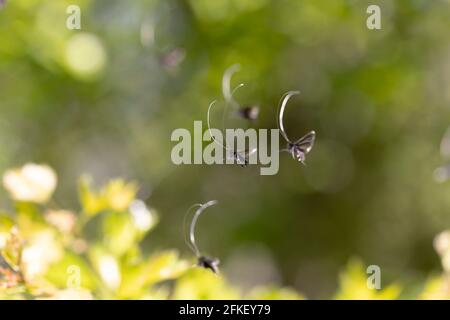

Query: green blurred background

[1,0,450,298]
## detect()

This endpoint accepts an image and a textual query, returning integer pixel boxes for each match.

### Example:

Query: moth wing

[245,147,258,157]
[295,131,316,153]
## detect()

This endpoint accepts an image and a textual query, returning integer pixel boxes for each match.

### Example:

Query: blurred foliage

[334,259,401,299]
[0,164,449,299]
[1,0,450,298]
[0,163,303,299]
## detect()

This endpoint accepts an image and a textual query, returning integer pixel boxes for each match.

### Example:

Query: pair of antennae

[207,101,257,164]
[207,64,259,158]
[209,67,314,165]
[207,101,228,151]
[184,200,218,258]
[222,66,304,146]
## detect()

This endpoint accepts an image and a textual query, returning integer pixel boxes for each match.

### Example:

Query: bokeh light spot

[64,33,106,80]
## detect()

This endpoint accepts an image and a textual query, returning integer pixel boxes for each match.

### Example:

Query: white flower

[434,230,450,272]
[98,255,121,291]
[45,210,76,234]
[129,200,156,232]
[22,230,63,278]
[2,163,57,203]
[434,231,450,256]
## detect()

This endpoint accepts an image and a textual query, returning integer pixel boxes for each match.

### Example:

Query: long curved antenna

[278,91,300,143]
[221,83,245,137]
[189,200,219,257]
[207,100,229,151]
[208,100,254,162]
[183,203,203,255]
[231,83,245,98]
[222,64,242,108]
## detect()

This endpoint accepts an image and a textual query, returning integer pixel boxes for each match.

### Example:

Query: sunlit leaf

[78,176,138,217]
[334,259,401,300]
[21,229,64,279]
[246,286,305,300]
[42,288,94,300]
[118,250,188,298]
[103,179,137,212]
[1,227,23,269]
[172,268,240,300]
[89,246,121,292]
[102,211,140,257]
[44,250,98,291]
[0,214,14,232]
[419,275,450,300]
[78,175,106,216]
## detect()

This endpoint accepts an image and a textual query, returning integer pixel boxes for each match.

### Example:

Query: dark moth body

[232,148,257,167]
[233,151,249,167]
[197,256,220,274]
[237,105,259,121]
[288,143,307,163]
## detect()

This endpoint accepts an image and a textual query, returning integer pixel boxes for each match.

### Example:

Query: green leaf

[334,258,401,300]
[102,211,140,257]
[78,175,106,216]
[1,228,23,269]
[88,245,122,292]
[44,250,98,291]
[246,286,305,300]
[78,176,138,217]
[0,214,14,232]
[172,268,241,300]
[419,275,450,300]
[118,250,188,298]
